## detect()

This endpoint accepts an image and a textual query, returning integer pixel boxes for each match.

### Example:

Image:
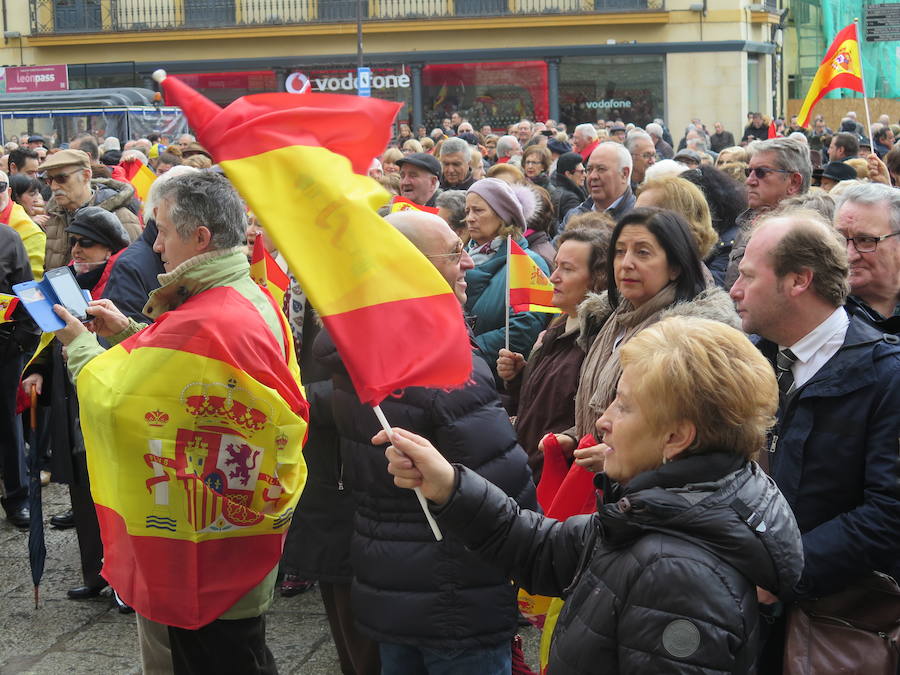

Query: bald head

[385,210,473,304]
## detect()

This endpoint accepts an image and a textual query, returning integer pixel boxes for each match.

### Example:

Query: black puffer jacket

[435,452,804,674]
[315,330,537,648]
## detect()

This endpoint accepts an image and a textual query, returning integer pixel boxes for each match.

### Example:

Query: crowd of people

[1,104,899,675]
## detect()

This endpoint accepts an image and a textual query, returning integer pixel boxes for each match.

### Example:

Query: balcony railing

[30,0,664,35]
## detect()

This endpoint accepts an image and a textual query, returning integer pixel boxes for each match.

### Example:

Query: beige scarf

[574,283,678,438]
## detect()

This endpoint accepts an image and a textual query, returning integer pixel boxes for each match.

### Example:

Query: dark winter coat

[506,317,584,482]
[561,186,636,230]
[845,294,900,335]
[550,171,586,231]
[757,315,900,598]
[434,452,804,675]
[282,307,354,582]
[101,219,165,323]
[316,330,537,648]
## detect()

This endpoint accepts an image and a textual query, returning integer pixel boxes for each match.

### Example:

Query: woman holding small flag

[464,178,552,379]
[497,227,612,482]
[549,207,740,472]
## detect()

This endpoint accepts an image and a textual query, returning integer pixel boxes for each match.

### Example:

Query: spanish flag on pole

[508,238,560,314]
[157,72,472,405]
[250,236,290,310]
[121,159,157,203]
[796,23,865,128]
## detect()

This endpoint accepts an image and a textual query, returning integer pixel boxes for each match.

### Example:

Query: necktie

[776,348,798,396]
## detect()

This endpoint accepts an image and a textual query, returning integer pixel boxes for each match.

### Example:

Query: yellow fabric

[539,597,565,674]
[797,34,863,127]
[130,164,157,203]
[0,293,17,323]
[220,145,451,317]
[5,202,45,280]
[78,345,307,543]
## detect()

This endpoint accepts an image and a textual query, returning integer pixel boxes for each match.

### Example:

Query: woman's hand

[496,349,526,382]
[32,214,50,227]
[372,427,456,506]
[22,373,44,396]
[538,433,577,458]
[86,299,129,337]
[573,441,608,473]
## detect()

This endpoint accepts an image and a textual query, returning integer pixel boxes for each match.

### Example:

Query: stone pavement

[1,483,540,674]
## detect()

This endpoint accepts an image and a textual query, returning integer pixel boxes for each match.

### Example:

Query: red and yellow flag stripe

[797,23,865,128]
[508,238,561,314]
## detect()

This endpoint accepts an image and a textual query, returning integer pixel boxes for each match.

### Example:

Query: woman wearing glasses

[22,206,132,608]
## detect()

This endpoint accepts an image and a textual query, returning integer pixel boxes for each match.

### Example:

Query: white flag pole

[854,18,876,153]
[372,405,443,541]
[505,234,511,352]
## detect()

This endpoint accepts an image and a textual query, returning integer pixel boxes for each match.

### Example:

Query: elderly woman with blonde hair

[378,315,803,675]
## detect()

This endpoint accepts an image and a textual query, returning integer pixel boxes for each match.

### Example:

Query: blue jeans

[379,641,511,675]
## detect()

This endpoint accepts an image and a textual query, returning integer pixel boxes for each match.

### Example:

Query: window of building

[558,54,664,128]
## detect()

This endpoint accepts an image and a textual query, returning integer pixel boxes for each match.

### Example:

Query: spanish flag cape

[796,22,865,128]
[76,281,309,629]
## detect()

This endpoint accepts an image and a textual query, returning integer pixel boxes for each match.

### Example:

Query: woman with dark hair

[497,227,611,481]
[7,174,48,279]
[680,165,748,287]
[547,207,740,465]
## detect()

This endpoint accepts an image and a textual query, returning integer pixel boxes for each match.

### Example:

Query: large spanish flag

[77,283,309,628]
[158,73,472,405]
[508,238,560,314]
[796,23,865,128]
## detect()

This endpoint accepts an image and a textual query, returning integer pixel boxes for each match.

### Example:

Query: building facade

[2,0,783,139]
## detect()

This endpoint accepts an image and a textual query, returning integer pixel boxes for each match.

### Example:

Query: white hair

[575,123,598,141]
[624,130,653,153]
[644,159,690,181]
[646,123,663,139]
[120,149,149,165]
[144,165,200,220]
[496,135,520,158]
[788,131,809,146]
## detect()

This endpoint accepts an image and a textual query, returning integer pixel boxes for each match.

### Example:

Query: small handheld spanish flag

[0,293,19,324]
[507,238,560,315]
[249,236,290,310]
[389,196,440,215]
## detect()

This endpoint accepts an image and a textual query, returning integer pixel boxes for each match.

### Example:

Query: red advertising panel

[4,65,69,93]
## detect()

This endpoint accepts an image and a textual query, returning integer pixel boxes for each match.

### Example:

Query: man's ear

[195,225,214,252]
[786,267,814,296]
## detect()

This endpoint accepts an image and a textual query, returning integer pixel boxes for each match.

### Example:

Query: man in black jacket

[315,210,536,674]
[550,151,586,231]
[0,223,37,527]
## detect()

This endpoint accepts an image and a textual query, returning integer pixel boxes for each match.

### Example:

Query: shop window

[422,62,548,131]
[559,55,664,127]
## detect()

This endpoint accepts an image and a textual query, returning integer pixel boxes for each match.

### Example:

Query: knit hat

[467,178,536,232]
[66,206,131,253]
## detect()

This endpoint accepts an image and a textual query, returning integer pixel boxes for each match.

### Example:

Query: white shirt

[782,307,849,389]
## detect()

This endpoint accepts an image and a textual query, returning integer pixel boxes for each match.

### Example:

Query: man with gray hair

[624,129,656,186]
[494,135,520,164]
[646,122,674,159]
[724,137,812,288]
[438,137,476,190]
[834,182,900,333]
[561,141,635,228]
[572,122,599,162]
[52,171,308,674]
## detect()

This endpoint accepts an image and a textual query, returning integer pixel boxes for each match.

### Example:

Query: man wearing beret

[40,149,141,270]
[397,152,442,208]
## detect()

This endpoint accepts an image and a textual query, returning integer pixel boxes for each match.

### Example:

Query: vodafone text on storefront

[286,69,410,94]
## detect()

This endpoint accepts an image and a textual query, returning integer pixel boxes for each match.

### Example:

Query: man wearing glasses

[624,130,657,188]
[724,137,811,289]
[834,183,900,334]
[730,208,900,670]
[40,149,140,270]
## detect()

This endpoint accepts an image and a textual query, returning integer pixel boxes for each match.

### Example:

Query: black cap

[556,151,584,175]
[66,206,131,253]
[821,161,857,183]
[27,135,46,144]
[548,139,572,155]
[396,152,441,178]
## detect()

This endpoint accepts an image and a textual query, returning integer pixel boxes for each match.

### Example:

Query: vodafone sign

[286,68,410,94]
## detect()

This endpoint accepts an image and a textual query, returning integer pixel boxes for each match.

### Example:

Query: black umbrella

[26,387,46,608]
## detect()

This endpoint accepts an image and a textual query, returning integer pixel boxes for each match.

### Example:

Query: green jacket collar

[143,247,248,320]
